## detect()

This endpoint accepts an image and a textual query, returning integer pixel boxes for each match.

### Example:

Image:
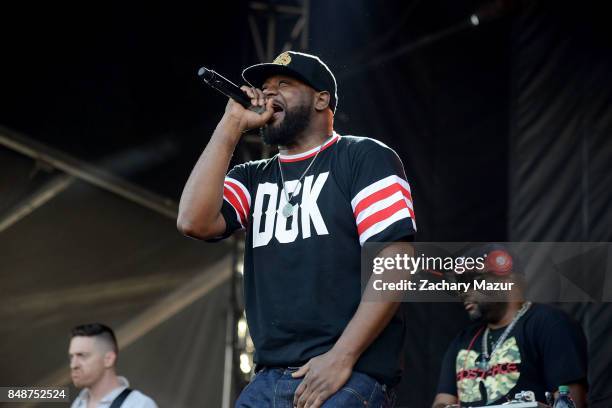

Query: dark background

[1,0,611,407]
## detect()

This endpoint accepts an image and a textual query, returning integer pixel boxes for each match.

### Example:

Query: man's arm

[177,87,273,239]
[432,393,459,408]
[538,310,588,408]
[292,242,412,408]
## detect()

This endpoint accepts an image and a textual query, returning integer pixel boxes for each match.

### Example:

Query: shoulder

[522,303,586,343]
[245,157,273,167]
[227,157,276,182]
[525,303,577,328]
[336,135,403,168]
[235,156,274,171]
[125,390,158,408]
[338,135,397,154]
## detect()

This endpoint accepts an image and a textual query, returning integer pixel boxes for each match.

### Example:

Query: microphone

[197,67,264,113]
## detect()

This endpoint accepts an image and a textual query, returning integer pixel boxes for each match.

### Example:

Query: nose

[70,357,79,369]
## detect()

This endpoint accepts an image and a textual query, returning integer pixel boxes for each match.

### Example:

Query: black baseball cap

[242,51,338,113]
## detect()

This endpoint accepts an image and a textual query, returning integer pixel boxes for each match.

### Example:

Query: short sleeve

[538,315,588,388]
[436,336,460,396]
[211,164,251,241]
[350,139,416,245]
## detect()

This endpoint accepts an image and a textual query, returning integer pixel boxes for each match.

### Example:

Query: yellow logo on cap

[273,52,292,66]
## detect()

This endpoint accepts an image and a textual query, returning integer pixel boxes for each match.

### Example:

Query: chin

[72,379,85,388]
[71,375,92,388]
[467,308,483,321]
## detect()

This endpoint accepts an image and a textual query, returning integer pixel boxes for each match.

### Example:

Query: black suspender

[109,388,133,408]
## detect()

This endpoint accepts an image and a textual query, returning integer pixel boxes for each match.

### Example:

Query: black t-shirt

[436,303,587,406]
[214,133,416,385]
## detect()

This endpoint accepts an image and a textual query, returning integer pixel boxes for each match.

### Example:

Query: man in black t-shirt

[178,52,416,407]
[432,246,588,408]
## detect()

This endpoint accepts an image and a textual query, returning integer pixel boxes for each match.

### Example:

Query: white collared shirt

[71,376,158,408]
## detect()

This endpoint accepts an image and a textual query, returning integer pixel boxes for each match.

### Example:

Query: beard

[261,100,312,146]
[468,301,508,323]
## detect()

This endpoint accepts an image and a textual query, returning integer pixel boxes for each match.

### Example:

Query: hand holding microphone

[198,67,273,133]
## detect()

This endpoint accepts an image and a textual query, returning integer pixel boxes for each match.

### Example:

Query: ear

[103,351,117,368]
[314,91,331,112]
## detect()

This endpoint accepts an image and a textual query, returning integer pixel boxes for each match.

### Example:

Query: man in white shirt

[69,323,158,408]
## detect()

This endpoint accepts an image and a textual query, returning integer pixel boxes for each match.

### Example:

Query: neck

[87,371,121,403]
[278,120,334,156]
[487,301,524,329]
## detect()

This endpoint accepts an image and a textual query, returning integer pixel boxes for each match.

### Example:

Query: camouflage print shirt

[436,303,587,405]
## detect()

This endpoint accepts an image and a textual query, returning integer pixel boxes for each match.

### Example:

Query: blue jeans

[235,367,396,408]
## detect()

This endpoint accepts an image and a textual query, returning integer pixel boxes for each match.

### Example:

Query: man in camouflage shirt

[432,246,588,408]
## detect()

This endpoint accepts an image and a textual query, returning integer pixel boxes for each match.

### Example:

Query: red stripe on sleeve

[356,199,408,236]
[223,186,246,226]
[405,200,416,220]
[354,183,412,218]
[225,181,250,215]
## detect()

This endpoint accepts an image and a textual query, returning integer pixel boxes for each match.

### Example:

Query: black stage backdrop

[509,1,612,407]
[1,1,611,407]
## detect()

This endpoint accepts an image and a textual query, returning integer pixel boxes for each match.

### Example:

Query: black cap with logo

[242,51,338,113]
